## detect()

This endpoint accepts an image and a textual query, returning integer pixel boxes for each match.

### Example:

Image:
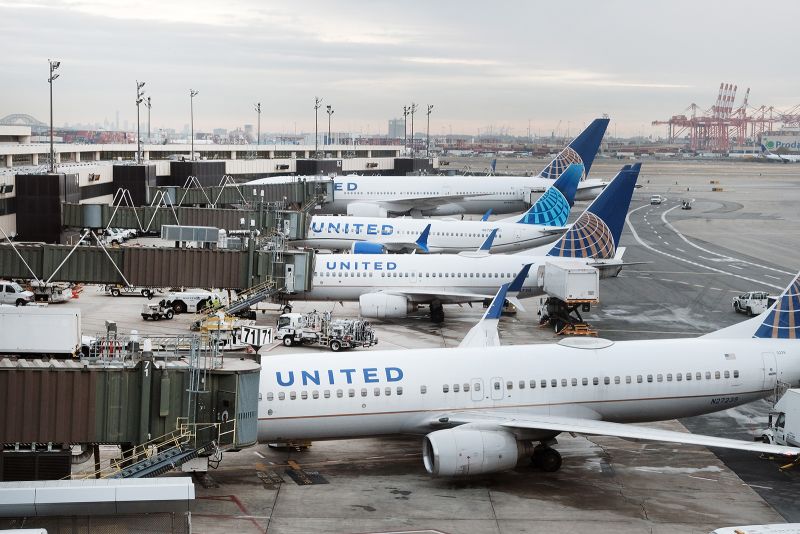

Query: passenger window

[593,377,599,385]
[705,371,711,380]
[636,375,643,384]
[647,375,653,383]
[312,391,319,399]
[348,389,355,397]
[666,374,673,382]
[677,373,683,381]
[494,381,501,390]
[420,385,427,394]
[733,370,739,378]
[551,379,557,388]
[614,376,621,384]
[384,387,392,396]
[301,391,308,400]
[443,384,449,393]
[561,379,567,387]
[361,388,368,397]
[507,381,513,390]
[571,378,577,386]
[625,376,631,384]
[541,379,547,388]
[267,392,274,401]
[474,383,481,392]
[603,377,610,385]
[453,384,460,393]
[696,372,702,380]
[657,374,663,383]
[530,380,536,389]
[715,371,721,379]
[582,378,588,386]
[519,380,525,389]
[290,391,297,400]
[686,372,692,381]
[336,389,343,398]
[397,387,403,395]
[374,387,380,396]
[278,392,285,401]
[464,383,470,392]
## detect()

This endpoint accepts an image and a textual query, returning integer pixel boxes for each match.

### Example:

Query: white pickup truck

[0,280,34,306]
[732,291,776,316]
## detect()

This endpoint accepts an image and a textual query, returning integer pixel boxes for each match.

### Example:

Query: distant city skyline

[2,0,798,138]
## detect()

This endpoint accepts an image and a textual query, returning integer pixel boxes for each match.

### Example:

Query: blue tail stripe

[754,275,800,339]
[485,283,510,320]
[508,264,532,292]
[518,163,581,226]
[540,118,609,179]
[416,224,431,253]
[479,228,498,251]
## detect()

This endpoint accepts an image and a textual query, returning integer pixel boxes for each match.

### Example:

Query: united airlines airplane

[297,164,638,322]
[299,162,584,254]
[256,273,800,476]
[248,118,609,217]
[760,144,800,163]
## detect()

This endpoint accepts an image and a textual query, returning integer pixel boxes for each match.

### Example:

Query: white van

[650,195,664,205]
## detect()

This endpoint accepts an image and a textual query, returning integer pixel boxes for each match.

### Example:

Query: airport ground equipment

[0,306,86,357]
[536,263,600,335]
[761,389,800,448]
[733,291,776,316]
[141,301,174,321]
[275,311,378,351]
[29,281,73,303]
[0,332,260,481]
[165,289,227,314]
[0,280,34,306]
[104,283,160,299]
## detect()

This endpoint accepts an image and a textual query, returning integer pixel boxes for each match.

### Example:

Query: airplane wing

[439,412,800,458]
[368,193,493,215]
[381,289,495,304]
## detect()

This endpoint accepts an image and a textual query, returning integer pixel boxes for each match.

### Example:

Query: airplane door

[762,352,777,391]
[285,264,295,293]
[471,378,484,401]
[490,377,503,401]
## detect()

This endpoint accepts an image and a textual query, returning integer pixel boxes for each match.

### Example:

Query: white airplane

[297,164,639,322]
[760,144,800,163]
[256,271,800,476]
[299,162,584,254]
[248,118,610,217]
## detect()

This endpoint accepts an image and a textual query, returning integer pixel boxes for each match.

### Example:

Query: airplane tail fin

[539,118,609,180]
[546,163,640,259]
[753,271,800,339]
[516,163,582,226]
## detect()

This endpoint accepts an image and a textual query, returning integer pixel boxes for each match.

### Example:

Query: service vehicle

[165,289,227,314]
[0,280,34,306]
[104,284,160,299]
[760,389,800,447]
[102,228,127,246]
[681,199,692,210]
[0,306,91,357]
[274,311,378,351]
[141,301,174,321]
[732,291,776,316]
[30,281,73,303]
[650,194,664,205]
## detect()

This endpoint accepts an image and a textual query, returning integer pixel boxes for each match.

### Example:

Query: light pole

[254,102,261,146]
[314,97,323,157]
[409,102,418,157]
[189,89,198,161]
[145,96,151,144]
[402,105,409,152]
[47,59,60,173]
[426,104,434,156]
[326,105,334,146]
[135,81,145,163]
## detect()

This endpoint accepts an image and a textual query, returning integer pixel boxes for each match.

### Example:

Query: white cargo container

[0,306,82,356]
[542,261,599,303]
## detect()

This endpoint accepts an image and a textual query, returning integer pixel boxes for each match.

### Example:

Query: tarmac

[7,159,800,534]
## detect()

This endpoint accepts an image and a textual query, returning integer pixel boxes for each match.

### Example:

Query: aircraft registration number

[710,396,739,406]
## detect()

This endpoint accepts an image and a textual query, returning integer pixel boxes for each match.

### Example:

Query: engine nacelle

[359,293,415,319]
[347,202,388,218]
[351,241,386,254]
[423,428,529,476]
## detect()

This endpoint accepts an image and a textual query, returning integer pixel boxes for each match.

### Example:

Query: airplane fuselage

[300,215,564,253]
[257,338,800,442]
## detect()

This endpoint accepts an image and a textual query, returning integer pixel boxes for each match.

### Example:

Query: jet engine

[359,293,416,319]
[347,203,388,218]
[422,428,531,476]
[351,242,386,254]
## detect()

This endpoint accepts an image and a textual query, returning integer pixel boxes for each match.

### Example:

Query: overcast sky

[2,0,797,137]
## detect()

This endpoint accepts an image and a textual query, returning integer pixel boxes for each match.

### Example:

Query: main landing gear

[530,444,562,472]
[430,299,444,324]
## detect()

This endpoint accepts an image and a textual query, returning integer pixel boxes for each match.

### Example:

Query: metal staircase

[223,279,278,316]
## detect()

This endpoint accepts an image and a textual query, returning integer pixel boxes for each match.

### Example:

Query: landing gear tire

[430,300,444,324]
[532,447,562,472]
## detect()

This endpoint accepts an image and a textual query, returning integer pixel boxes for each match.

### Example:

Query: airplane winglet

[458,283,511,348]
[481,209,493,222]
[415,223,431,253]
[478,228,498,252]
[508,263,532,292]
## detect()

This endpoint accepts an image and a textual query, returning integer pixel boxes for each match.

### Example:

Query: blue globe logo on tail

[540,147,585,180]
[519,186,570,226]
[754,274,800,339]
[547,212,616,259]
